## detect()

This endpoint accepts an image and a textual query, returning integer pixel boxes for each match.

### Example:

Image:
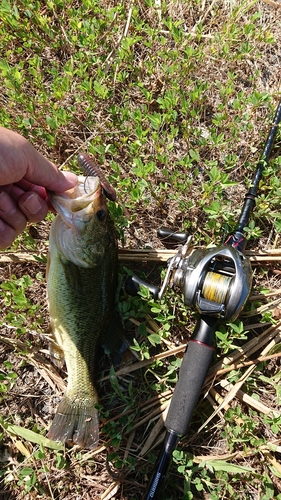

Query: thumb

[45,169,78,192]
[22,142,78,192]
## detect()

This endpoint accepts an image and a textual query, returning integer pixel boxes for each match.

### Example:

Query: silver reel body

[159,242,252,321]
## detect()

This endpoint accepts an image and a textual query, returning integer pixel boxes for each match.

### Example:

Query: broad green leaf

[204,459,254,473]
[148,333,161,346]
[2,423,64,450]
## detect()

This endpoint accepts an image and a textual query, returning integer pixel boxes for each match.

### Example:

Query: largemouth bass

[46,166,118,449]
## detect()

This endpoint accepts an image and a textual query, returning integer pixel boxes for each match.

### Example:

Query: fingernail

[0,192,16,215]
[22,193,42,214]
[0,219,6,231]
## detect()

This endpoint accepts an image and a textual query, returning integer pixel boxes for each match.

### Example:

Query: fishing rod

[125,97,281,498]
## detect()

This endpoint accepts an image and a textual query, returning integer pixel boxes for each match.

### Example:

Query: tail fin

[48,396,99,449]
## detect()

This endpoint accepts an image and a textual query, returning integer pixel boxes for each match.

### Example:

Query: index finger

[15,179,47,199]
[0,127,77,192]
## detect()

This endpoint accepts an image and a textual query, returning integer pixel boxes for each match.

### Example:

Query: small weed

[216,320,249,354]
[0,361,18,401]
[172,449,258,500]
[0,275,44,336]
[222,406,266,453]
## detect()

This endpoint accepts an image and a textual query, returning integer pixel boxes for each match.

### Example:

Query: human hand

[0,127,77,249]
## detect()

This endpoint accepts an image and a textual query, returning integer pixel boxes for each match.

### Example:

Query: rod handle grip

[165,336,215,436]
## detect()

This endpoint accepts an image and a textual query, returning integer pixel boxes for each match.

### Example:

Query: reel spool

[201,271,233,305]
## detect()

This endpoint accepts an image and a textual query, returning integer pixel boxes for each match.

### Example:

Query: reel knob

[157,227,190,247]
[124,275,159,299]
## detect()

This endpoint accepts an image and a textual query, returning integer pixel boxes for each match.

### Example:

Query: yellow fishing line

[202,272,232,304]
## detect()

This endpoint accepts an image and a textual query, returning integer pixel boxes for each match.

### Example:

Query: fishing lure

[78,153,116,202]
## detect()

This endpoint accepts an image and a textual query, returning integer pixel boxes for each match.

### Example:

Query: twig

[139,405,169,457]
[154,0,162,21]
[241,296,281,317]
[207,321,281,379]
[0,333,65,392]
[209,351,281,380]
[197,330,281,432]
[98,343,186,382]
[261,0,281,7]
[191,0,218,32]
[104,1,134,70]
[192,441,281,462]
[126,400,170,436]
[3,247,281,264]
[220,379,280,417]
[100,481,120,500]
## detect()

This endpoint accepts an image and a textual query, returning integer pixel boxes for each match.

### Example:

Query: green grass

[0,0,281,498]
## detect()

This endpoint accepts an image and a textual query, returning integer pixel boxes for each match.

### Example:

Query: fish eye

[96,209,106,221]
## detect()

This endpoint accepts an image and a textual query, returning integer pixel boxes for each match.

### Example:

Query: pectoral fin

[101,310,130,366]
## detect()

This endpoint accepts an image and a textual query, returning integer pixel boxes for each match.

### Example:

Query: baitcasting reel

[158,237,252,321]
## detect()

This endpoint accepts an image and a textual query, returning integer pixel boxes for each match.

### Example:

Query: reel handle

[124,275,159,299]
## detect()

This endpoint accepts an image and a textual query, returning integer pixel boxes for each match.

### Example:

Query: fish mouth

[48,176,102,227]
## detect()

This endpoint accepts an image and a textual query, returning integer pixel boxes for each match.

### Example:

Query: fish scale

[46,174,118,449]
